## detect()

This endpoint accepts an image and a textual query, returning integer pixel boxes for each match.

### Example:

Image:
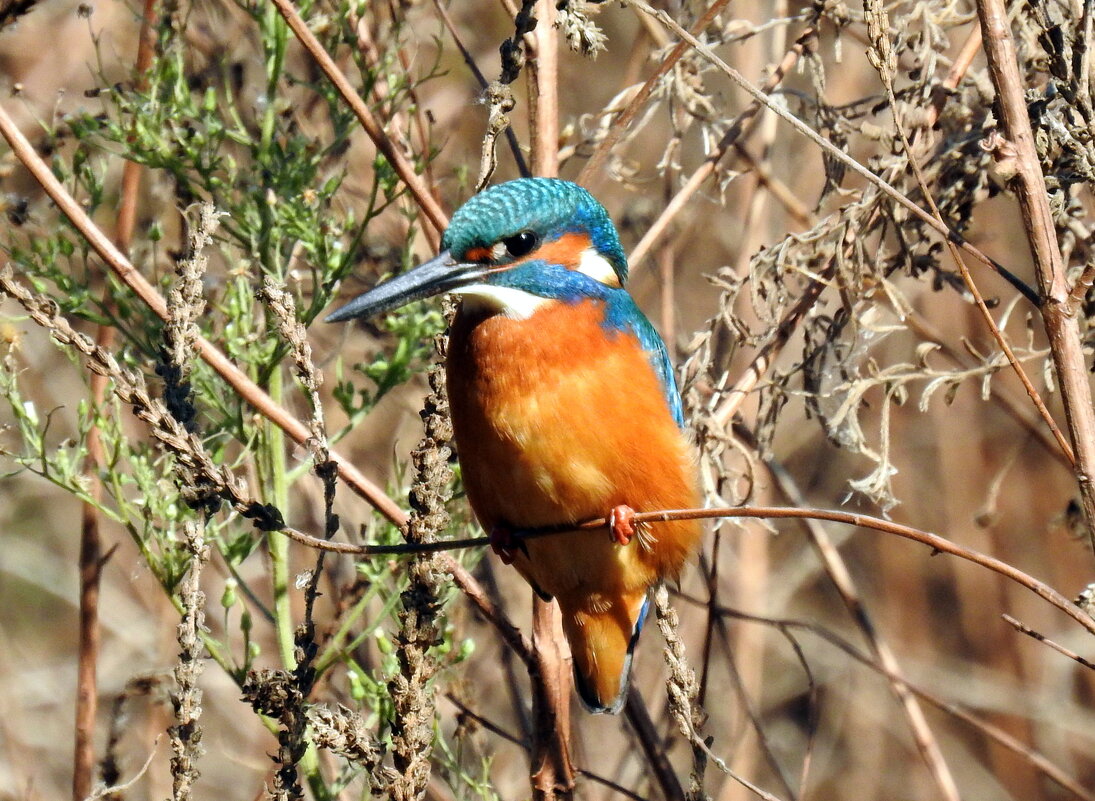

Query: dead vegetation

[1,0,1094,799]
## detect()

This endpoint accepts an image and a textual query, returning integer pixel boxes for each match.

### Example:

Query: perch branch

[277,505,1095,636]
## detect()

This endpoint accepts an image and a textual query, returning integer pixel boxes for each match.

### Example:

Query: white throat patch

[450,284,549,320]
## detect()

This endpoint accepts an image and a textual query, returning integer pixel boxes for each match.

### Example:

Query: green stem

[265,365,297,671]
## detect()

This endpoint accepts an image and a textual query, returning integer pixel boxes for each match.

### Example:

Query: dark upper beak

[325,251,489,322]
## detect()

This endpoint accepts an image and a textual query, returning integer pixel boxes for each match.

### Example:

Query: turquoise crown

[441,178,629,283]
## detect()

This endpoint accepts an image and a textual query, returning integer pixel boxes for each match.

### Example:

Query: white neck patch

[451,284,549,320]
[576,248,621,287]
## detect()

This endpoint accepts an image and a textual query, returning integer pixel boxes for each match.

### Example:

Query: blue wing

[636,315,685,429]
[607,294,685,428]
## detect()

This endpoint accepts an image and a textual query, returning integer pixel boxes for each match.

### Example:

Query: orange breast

[446,298,702,603]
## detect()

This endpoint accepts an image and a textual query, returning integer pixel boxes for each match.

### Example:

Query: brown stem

[527,0,559,179]
[1067,259,1095,311]
[526,5,573,797]
[74,3,157,797]
[529,596,575,801]
[1001,614,1095,671]
[74,360,109,801]
[977,0,1095,554]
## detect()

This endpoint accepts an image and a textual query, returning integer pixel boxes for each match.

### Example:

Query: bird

[327,178,702,713]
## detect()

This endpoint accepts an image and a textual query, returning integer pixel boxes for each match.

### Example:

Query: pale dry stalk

[161,204,218,435]
[654,587,783,801]
[653,587,709,801]
[475,0,537,188]
[169,521,208,801]
[388,342,454,801]
[977,0,1095,553]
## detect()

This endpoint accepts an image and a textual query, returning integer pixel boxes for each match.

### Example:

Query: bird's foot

[490,525,518,565]
[609,504,637,546]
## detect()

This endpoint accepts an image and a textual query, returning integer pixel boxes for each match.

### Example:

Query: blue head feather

[443,178,629,284]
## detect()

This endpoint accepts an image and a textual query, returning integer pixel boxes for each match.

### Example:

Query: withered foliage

[0,1,1094,800]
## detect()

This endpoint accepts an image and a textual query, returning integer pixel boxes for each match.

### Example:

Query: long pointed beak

[325,251,489,322]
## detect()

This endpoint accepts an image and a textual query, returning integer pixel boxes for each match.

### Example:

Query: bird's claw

[609,504,637,546]
[490,525,518,565]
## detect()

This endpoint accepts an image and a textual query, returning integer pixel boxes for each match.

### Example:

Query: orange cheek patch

[521,232,590,268]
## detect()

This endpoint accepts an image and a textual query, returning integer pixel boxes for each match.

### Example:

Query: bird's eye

[501,230,538,259]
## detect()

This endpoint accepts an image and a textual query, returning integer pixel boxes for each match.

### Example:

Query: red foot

[609,504,637,546]
[490,525,518,565]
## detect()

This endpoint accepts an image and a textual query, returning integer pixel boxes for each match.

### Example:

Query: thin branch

[443,694,652,801]
[623,687,685,801]
[1066,259,1095,311]
[278,505,1095,636]
[678,599,1095,801]
[526,6,574,797]
[74,4,158,796]
[690,20,983,429]
[766,456,959,801]
[430,0,528,178]
[628,26,817,271]
[1002,614,1095,671]
[268,0,447,245]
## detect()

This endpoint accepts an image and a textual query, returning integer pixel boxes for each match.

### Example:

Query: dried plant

[2,1,1095,800]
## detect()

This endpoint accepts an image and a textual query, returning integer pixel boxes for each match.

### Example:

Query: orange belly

[447,298,702,657]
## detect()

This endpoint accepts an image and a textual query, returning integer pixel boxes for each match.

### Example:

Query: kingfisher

[328,178,702,713]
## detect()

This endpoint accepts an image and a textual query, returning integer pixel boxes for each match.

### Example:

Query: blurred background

[1,0,1094,799]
